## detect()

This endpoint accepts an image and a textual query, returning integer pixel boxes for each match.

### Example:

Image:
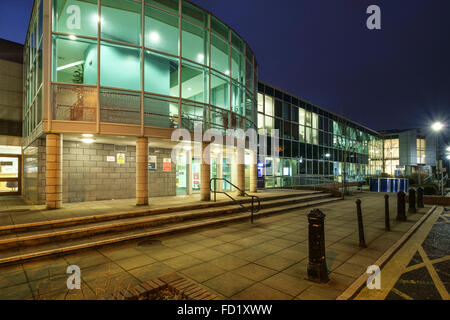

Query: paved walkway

[0,192,431,300]
[355,207,449,300]
[0,189,305,228]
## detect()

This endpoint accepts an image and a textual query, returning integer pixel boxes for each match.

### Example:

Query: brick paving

[0,192,430,300]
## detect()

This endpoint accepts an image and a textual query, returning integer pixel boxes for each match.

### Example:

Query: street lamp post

[432,122,445,196]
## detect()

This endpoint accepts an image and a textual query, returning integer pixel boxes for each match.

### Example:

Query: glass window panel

[245,57,253,92]
[258,113,264,130]
[181,99,208,130]
[211,34,230,74]
[265,116,274,132]
[211,72,230,109]
[312,113,318,129]
[257,93,264,113]
[144,94,179,128]
[182,1,207,27]
[182,19,208,64]
[231,81,244,116]
[305,111,312,127]
[210,106,229,130]
[298,108,305,126]
[283,102,291,121]
[52,0,98,37]
[181,61,208,103]
[100,41,141,91]
[245,91,255,122]
[231,31,243,52]
[144,50,179,97]
[101,0,142,45]
[146,0,179,14]
[231,48,244,83]
[145,6,179,56]
[52,35,97,85]
[211,16,228,39]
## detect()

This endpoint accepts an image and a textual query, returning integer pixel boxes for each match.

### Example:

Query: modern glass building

[16,0,437,208]
[256,81,383,189]
[22,0,258,208]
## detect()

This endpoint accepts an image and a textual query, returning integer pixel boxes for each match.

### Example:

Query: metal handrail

[210,177,261,224]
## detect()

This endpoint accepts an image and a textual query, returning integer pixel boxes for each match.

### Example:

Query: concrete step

[0,191,323,235]
[0,197,340,265]
[0,193,333,249]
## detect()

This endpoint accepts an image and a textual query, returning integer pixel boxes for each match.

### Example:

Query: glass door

[176,154,187,195]
[0,155,21,195]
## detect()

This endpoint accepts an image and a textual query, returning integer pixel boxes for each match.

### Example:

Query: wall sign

[106,156,115,162]
[148,155,157,170]
[116,153,126,164]
[163,158,171,172]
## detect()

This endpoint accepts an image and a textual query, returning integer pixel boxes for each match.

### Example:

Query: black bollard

[355,199,367,248]
[384,194,391,231]
[306,209,329,283]
[408,188,417,213]
[417,187,424,208]
[396,190,407,221]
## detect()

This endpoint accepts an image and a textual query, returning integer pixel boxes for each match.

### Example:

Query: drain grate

[137,239,162,247]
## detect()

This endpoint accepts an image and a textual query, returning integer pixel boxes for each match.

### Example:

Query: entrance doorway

[0,155,21,196]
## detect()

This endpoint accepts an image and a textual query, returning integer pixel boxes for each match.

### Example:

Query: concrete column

[237,146,245,196]
[136,137,148,205]
[46,134,62,209]
[200,142,211,201]
[250,149,258,193]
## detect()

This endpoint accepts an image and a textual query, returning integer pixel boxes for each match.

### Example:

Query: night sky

[1,0,449,143]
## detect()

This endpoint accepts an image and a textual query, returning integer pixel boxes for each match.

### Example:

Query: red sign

[193,173,199,180]
[163,158,171,172]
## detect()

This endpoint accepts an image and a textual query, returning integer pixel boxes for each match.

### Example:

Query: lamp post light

[432,122,445,196]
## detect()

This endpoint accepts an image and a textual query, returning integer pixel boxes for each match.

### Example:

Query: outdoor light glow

[149,32,160,43]
[225,70,230,75]
[447,154,450,160]
[432,121,444,132]
[446,146,450,152]
[94,15,104,25]
[81,138,94,144]
[56,60,84,71]
[188,87,192,91]
[325,153,331,158]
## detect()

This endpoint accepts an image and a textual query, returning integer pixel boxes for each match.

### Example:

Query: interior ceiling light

[81,138,94,144]
[57,60,84,71]
[82,134,93,138]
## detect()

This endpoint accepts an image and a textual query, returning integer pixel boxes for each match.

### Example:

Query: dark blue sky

[1,0,449,140]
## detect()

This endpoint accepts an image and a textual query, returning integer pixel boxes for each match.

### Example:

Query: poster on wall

[106,156,115,162]
[116,153,126,164]
[148,156,157,170]
[265,159,273,176]
[163,158,171,172]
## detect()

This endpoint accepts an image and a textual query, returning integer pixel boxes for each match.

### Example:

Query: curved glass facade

[49,0,257,133]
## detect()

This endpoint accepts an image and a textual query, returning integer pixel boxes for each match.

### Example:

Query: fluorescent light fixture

[225,70,230,75]
[149,32,160,42]
[197,54,204,63]
[188,87,192,91]
[69,35,77,40]
[446,146,450,152]
[447,154,450,160]
[325,153,331,158]
[82,134,93,138]
[94,15,104,24]
[57,60,84,71]
[81,138,94,144]
[184,145,192,151]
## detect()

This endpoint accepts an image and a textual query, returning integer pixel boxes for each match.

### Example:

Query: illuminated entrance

[0,155,21,195]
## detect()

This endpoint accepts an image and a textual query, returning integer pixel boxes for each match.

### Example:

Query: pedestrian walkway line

[404,256,450,273]
[352,206,443,300]
[391,288,413,300]
[418,244,450,299]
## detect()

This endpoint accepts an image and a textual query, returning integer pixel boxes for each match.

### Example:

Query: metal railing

[210,178,261,224]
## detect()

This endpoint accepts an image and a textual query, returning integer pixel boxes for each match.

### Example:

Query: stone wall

[23,137,177,204]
